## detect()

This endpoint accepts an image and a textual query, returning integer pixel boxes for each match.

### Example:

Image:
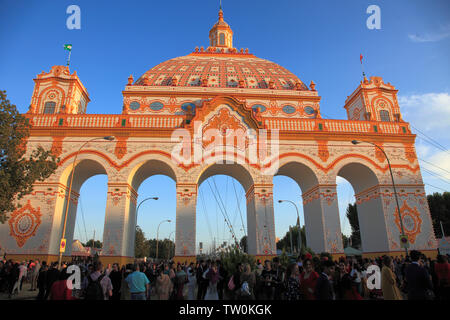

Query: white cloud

[399,93,450,131]
[408,24,450,43]
[399,92,450,193]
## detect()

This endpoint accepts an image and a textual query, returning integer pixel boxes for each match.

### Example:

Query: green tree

[427,192,450,238]
[239,235,247,253]
[84,239,102,248]
[0,90,58,223]
[276,225,307,253]
[135,226,150,258]
[346,203,361,248]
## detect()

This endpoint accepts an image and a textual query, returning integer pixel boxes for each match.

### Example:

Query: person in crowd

[29,260,40,291]
[272,257,286,300]
[433,255,450,300]
[36,262,48,300]
[186,262,197,300]
[174,263,187,300]
[261,260,276,300]
[196,260,208,300]
[217,260,227,300]
[44,262,60,300]
[156,265,172,300]
[284,263,301,300]
[82,261,111,300]
[124,263,150,300]
[381,256,403,300]
[404,250,434,300]
[300,258,319,300]
[49,267,75,300]
[315,259,335,300]
[109,263,122,300]
[238,263,256,300]
[204,262,220,300]
[7,262,20,298]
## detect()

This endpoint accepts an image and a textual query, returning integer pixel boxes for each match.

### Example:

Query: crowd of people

[0,250,449,300]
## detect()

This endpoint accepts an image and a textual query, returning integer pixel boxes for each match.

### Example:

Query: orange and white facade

[0,9,438,265]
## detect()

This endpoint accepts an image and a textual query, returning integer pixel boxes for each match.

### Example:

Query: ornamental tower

[28,65,90,115]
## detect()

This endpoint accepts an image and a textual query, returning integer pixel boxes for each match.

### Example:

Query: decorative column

[0,182,70,263]
[302,184,344,258]
[101,183,137,266]
[246,184,276,259]
[174,183,197,264]
[356,184,438,258]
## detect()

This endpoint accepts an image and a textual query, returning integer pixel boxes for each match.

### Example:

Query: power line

[199,189,214,244]
[232,179,247,237]
[79,197,88,244]
[418,158,450,176]
[425,183,447,192]
[411,124,449,153]
[421,167,450,186]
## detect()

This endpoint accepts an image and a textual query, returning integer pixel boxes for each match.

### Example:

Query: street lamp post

[279,200,303,254]
[58,136,115,269]
[135,197,159,229]
[351,140,408,257]
[156,219,171,261]
[168,231,175,259]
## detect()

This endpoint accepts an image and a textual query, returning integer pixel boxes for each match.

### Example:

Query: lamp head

[153,197,159,200]
[278,200,283,203]
[167,219,172,223]
[351,140,360,145]
[104,136,115,141]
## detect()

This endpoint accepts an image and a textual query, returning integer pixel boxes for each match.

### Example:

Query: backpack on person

[84,274,105,300]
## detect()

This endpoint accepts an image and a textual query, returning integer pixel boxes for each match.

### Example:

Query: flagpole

[67,50,71,67]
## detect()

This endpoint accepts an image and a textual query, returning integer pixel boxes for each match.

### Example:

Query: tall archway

[52,158,109,258]
[336,162,390,254]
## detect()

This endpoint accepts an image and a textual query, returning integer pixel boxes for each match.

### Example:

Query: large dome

[135,53,308,91]
[134,8,308,91]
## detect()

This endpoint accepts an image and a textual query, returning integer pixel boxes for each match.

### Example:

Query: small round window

[150,102,164,111]
[282,105,296,114]
[252,104,266,113]
[304,106,315,115]
[129,102,140,110]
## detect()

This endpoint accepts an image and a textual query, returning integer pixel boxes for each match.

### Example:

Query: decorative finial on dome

[209,3,233,49]
[127,75,134,86]
[309,80,316,91]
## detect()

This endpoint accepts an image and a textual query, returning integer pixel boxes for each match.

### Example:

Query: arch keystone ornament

[8,200,42,248]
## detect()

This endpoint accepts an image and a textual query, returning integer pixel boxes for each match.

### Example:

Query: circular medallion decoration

[282,105,296,114]
[252,104,266,113]
[129,101,140,110]
[394,201,422,244]
[304,106,315,115]
[8,200,42,248]
[150,101,164,111]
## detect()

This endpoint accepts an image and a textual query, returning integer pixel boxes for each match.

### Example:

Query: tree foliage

[276,225,307,253]
[219,246,255,276]
[427,192,450,238]
[0,90,58,223]
[84,239,102,248]
[135,226,150,258]
[346,203,361,248]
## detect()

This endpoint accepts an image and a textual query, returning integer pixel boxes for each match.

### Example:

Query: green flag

[64,44,72,51]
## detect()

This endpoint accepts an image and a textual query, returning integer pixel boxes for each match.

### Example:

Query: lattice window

[43,101,56,114]
[380,110,390,122]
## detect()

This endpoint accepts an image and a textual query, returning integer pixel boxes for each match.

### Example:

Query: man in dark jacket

[315,260,335,300]
[44,262,60,300]
[405,250,433,300]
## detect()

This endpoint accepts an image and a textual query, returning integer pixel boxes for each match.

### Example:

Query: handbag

[228,276,235,291]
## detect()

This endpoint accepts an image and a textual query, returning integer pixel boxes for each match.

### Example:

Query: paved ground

[0,282,38,300]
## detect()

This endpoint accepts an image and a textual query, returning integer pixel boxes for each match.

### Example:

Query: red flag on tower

[360,54,363,64]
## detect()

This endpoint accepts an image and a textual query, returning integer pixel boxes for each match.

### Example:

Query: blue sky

[1,0,449,252]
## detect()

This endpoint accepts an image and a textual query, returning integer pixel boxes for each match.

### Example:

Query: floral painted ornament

[8,200,42,247]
